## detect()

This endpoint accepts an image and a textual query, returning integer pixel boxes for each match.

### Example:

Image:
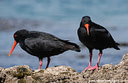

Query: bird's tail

[62,40,80,52]
[68,43,81,52]
[114,42,120,50]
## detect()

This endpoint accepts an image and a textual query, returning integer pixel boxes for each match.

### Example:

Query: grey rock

[82,53,128,83]
[0,54,128,83]
[32,66,85,83]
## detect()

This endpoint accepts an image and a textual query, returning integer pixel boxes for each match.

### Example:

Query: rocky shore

[0,54,128,83]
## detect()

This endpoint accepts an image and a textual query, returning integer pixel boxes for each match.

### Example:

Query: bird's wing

[30,31,69,41]
[24,37,65,53]
[92,23,109,33]
[91,23,115,43]
[92,23,119,49]
[91,23,110,36]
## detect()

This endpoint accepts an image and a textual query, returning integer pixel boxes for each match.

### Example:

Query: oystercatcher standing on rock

[9,29,80,69]
[78,16,120,71]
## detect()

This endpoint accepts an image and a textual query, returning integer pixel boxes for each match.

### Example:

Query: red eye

[82,19,84,22]
[14,35,17,37]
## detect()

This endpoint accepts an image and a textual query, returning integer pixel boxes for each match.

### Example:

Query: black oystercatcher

[78,16,120,71]
[9,29,80,69]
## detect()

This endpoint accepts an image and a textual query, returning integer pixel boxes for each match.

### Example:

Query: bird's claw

[91,65,98,71]
[83,66,92,72]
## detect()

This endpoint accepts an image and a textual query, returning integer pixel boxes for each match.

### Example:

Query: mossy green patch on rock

[5,66,32,79]
[13,67,31,78]
[18,79,26,83]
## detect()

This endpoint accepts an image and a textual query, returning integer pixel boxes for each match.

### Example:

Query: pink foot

[83,66,92,72]
[91,65,99,71]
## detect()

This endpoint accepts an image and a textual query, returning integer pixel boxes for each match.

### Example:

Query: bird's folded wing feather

[94,28,106,32]
[24,37,64,52]
[92,26,115,43]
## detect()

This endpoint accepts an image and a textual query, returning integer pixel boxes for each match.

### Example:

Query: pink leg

[91,52,102,70]
[39,59,43,69]
[45,57,50,69]
[83,52,92,71]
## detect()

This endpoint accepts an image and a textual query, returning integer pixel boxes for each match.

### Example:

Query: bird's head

[8,29,29,56]
[14,29,28,42]
[82,16,91,24]
[81,16,91,35]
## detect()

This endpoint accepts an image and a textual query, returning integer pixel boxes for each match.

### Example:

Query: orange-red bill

[85,24,90,35]
[8,40,17,56]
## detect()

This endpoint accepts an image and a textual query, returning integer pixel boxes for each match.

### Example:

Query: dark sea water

[0,0,128,72]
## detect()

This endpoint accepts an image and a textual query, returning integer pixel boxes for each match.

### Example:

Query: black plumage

[78,16,120,71]
[9,29,80,69]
